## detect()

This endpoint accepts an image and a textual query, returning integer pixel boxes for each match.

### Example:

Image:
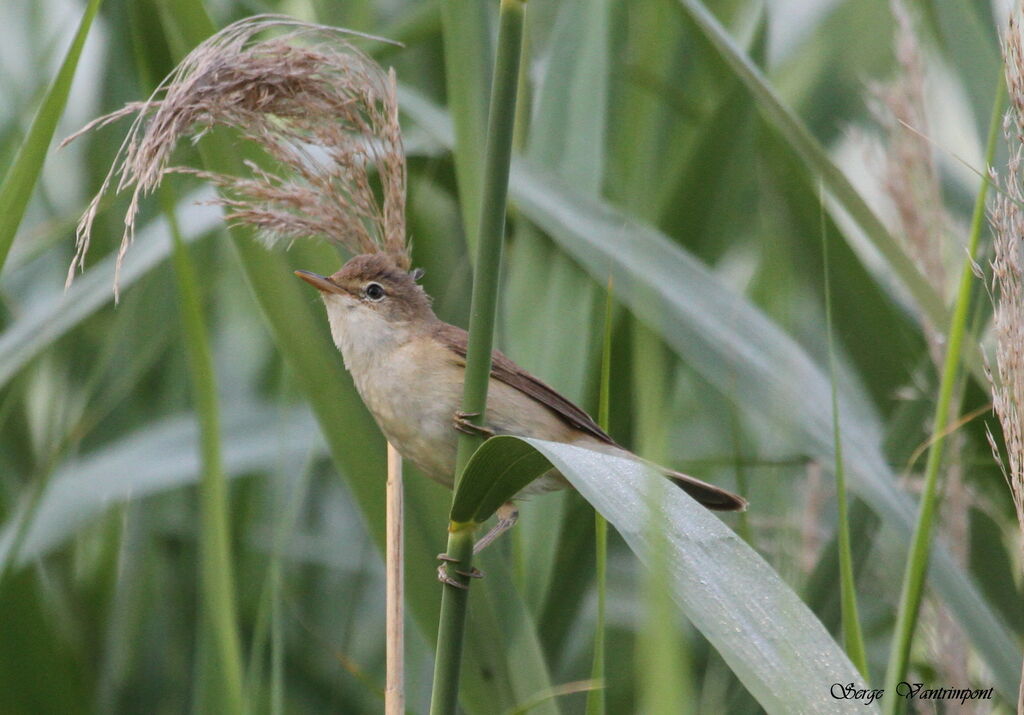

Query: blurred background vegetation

[0,0,1021,712]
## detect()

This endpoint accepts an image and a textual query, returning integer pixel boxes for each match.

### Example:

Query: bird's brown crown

[330,253,435,324]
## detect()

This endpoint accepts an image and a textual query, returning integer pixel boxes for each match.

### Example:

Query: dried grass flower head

[990,9,1024,711]
[989,3,1024,596]
[64,14,409,297]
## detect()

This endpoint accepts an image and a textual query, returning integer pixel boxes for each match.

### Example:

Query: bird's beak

[294,270,345,295]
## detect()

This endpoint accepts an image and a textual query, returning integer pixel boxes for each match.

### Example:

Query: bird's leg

[472,502,520,555]
[436,552,484,590]
[452,410,495,438]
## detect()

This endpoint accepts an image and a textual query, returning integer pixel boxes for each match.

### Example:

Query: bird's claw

[436,553,484,590]
[437,564,468,590]
[453,411,494,438]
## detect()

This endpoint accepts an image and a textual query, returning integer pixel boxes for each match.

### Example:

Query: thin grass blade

[822,185,869,680]
[0,0,103,273]
[164,187,244,713]
[881,77,1007,710]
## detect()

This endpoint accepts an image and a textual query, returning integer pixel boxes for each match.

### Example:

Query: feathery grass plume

[989,16,1024,712]
[63,14,408,298]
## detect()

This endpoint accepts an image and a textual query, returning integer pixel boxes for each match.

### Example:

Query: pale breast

[352,336,464,485]
[336,315,578,497]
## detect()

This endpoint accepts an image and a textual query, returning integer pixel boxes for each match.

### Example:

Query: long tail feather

[664,468,747,512]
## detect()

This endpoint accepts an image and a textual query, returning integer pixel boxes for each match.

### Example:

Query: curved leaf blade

[451,435,552,524]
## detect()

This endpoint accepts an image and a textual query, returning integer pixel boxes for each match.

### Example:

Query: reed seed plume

[989,9,1024,711]
[64,14,409,298]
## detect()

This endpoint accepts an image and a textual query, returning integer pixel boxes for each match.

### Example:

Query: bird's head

[295,253,435,355]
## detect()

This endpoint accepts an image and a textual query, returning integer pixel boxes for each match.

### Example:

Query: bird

[296,253,746,586]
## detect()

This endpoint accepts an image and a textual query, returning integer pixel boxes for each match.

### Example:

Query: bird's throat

[324,296,414,375]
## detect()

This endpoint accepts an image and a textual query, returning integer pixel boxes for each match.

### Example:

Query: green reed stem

[821,185,868,680]
[430,2,526,713]
[586,278,614,715]
[163,189,245,714]
[881,77,1005,713]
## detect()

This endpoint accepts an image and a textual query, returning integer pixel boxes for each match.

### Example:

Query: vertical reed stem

[385,443,405,715]
[429,2,525,713]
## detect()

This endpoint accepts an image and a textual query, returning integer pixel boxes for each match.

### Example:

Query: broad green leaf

[0,0,103,273]
[398,88,1023,701]
[0,196,221,389]
[455,435,873,714]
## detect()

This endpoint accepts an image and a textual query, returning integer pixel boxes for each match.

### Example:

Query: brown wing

[433,323,615,445]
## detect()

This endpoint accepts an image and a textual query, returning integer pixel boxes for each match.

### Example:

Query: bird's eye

[365,282,386,301]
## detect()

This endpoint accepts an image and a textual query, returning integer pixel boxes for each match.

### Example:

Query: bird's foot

[436,552,484,590]
[453,411,494,438]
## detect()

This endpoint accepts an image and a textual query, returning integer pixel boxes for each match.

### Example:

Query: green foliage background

[0,0,1020,712]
